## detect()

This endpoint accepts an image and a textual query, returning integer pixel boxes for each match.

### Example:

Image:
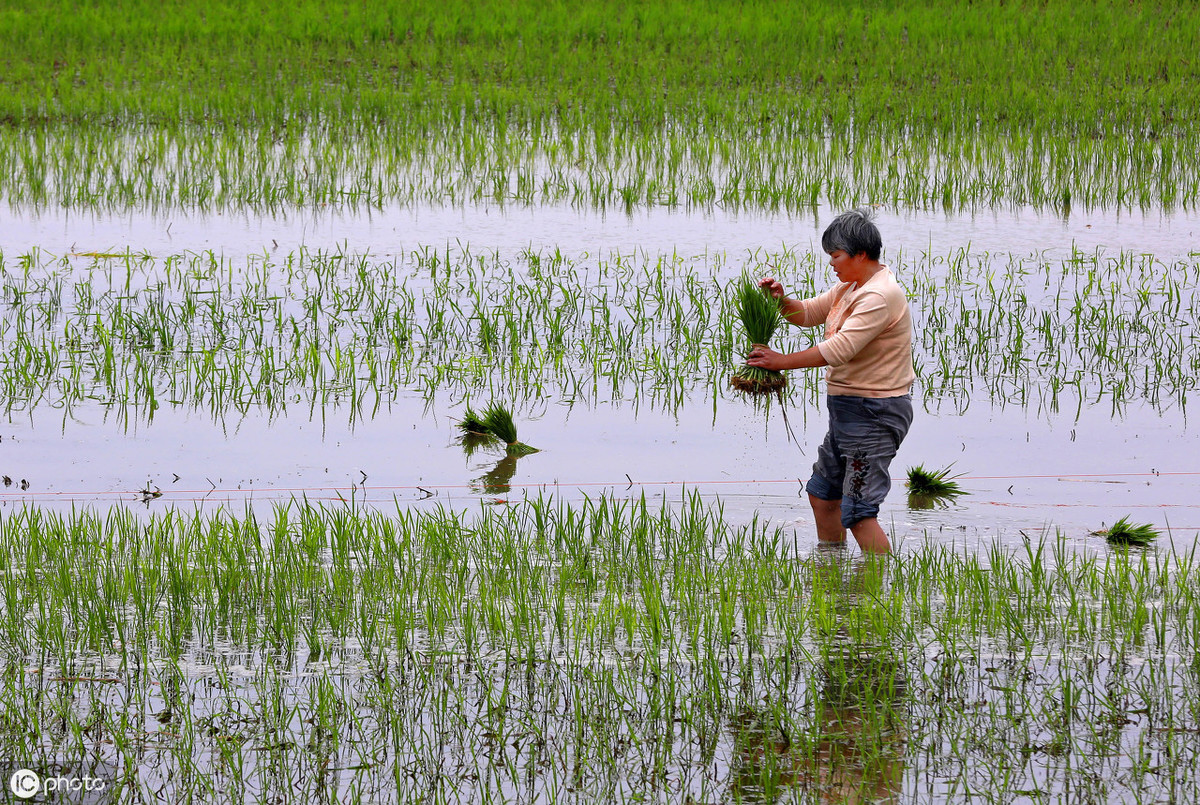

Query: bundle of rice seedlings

[906,464,965,509]
[457,406,491,435]
[457,405,499,458]
[905,464,965,497]
[1093,516,1158,547]
[482,402,539,456]
[729,276,787,395]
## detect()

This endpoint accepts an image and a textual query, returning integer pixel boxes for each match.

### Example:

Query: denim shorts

[806,394,913,528]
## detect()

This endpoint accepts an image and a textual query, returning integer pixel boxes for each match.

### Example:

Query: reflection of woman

[747,208,914,554]
[808,555,906,804]
[811,650,906,804]
[724,555,907,804]
[724,661,905,805]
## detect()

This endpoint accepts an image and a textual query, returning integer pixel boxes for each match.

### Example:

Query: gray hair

[821,207,883,261]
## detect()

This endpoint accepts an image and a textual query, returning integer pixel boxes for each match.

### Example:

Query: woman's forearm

[779,296,805,326]
[780,295,825,328]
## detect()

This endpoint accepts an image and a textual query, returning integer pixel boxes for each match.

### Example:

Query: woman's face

[827,249,866,284]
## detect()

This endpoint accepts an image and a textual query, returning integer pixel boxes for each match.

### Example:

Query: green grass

[481,401,538,455]
[1,244,1199,426]
[734,275,781,348]
[1,0,1195,132]
[730,275,787,395]
[457,405,490,435]
[2,5,1198,801]
[457,404,501,459]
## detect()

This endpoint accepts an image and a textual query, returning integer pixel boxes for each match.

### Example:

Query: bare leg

[808,493,847,544]
[849,517,892,555]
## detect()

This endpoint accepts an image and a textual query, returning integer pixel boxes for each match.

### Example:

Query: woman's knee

[808,493,842,515]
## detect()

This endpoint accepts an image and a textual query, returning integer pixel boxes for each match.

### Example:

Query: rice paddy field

[1,1,1199,802]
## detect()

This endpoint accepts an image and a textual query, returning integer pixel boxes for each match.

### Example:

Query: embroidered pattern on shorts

[847,450,869,499]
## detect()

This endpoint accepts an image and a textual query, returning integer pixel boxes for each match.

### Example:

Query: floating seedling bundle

[1093,516,1158,547]
[482,403,539,456]
[729,276,787,396]
[906,464,965,497]
[905,464,966,509]
[456,406,498,459]
[458,402,538,456]
[457,406,490,436]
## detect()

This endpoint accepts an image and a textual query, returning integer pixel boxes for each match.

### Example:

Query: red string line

[0,470,1194,500]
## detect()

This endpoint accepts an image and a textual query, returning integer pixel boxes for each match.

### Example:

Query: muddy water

[2,202,1198,553]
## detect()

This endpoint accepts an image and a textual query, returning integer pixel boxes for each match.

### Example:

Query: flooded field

[2,204,1199,544]
[2,491,1197,803]
[3,1,1200,801]
[1,201,1198,802]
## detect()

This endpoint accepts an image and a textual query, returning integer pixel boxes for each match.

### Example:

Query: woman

[746,208,914,554]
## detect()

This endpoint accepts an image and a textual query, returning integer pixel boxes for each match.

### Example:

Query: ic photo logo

[8,769,39,799]
[2,761,115,804]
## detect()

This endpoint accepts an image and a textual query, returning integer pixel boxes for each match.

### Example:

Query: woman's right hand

[758,276,785,299]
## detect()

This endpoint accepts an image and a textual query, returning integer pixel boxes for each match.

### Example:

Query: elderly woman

[746,208,914,554]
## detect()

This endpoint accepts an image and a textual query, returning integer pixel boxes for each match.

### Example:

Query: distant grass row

[2,0,1195,130]
[1,1,1198,211]
[3,120,1187,212]
[0,243,1196,427]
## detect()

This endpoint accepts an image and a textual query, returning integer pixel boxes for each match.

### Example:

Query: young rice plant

[730,276,786,396]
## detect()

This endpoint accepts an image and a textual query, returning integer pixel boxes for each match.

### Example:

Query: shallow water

[7,498,1193,805]
[4,201,1200,263]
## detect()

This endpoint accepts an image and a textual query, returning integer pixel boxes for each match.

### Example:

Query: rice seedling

[481,401,539,456]
[729,275,786,396]
[1,242,1199,427]
[1093,516,1159,547]
[1,3,1198,799]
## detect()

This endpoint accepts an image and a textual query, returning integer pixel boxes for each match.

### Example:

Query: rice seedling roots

[730,369,788,395]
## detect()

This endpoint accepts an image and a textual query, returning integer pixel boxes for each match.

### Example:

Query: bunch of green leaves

[735,276,782,348]
[458,406,490,435]
[906,464,965,500]
[730,275,787,395]
[1094,516,1158,547]
[481,402,539,456]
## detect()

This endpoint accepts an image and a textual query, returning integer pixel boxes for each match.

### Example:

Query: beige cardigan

[791,268,914,398]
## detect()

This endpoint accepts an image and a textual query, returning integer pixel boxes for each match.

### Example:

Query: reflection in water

[726,701,795,804]
[809,555,906,804]
[809,647,906,804]
[460,431,499,461]
[907,491,954,511]
[726,554,907,804]
[473,455,519,495]
[460,431,524,494]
